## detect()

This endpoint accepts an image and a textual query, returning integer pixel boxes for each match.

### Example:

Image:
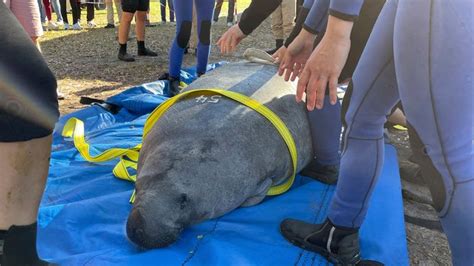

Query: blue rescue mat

[38,65,408,266]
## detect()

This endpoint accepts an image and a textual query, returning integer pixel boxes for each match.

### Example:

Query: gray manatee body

[127,62,313,248]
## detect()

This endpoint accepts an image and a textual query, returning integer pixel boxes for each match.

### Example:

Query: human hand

[296,16,353,111]
[217,24,247,54]
[272,46,287,63]
[278,29,315,82]
[296,33,351,110]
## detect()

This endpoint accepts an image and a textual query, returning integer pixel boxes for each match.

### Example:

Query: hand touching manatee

[217,24,247,54]
[278,29,315,82]
[295,16,353,111]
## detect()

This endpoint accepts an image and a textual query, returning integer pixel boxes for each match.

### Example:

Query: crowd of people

[29,0,239,31]
[1,0,472,266]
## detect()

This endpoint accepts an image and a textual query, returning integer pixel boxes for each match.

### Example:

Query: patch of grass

[40,0,271,115]
[42,1,252,42]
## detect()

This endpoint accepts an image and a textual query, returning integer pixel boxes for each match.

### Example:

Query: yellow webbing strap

[62,118,141,183]
[62,88,298,202]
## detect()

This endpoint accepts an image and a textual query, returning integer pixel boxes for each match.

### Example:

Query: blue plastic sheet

[38,65,408,266]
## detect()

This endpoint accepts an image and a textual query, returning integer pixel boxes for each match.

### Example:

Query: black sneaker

[138,48,157,57]
[167,76,181,97]
[280,219,362,265]
[104,23,115,29]
[118,52,135,62]
[300,159,339,184]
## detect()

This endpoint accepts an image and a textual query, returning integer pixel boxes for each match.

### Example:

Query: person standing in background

[104,0,122,28]
[117,0,157,61]
[41,0,62,30]
[213,0,236,27]
[160,0,174,24]
[267,0,295,54]
[59,0,80,29]
[3,0,44,49]
[79,0,96,28]
[167,0,215,96]
[37,0,50,30]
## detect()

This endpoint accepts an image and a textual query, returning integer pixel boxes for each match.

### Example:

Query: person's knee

[344,108,386,140]
[198,20,211,46]
[121,12,134,23]
[176,21,192,48]
[135,11,146,21]
[343,82,392,139]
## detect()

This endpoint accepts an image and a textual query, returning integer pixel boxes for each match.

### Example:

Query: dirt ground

[39,6,452,265]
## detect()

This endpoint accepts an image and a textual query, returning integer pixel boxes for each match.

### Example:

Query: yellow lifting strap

[62,88,298,202]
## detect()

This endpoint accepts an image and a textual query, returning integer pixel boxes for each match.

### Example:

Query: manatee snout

[126,205,184,249]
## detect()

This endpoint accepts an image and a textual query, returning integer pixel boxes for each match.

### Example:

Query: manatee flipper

[241,178,273,207]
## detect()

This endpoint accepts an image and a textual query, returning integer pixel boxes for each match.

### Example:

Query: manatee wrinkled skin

[126,62,313,249]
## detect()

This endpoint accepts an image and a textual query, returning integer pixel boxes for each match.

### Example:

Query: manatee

[126,62,313,249]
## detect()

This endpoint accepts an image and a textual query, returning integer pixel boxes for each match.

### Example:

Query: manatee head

[126,176,193,249]
[126,137,261,249]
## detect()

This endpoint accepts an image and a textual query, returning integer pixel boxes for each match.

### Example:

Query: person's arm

[302,0,330,35]
[218,0,284,53]
[302,0,364,35]
[284,0,315,47]
[238,0,282,35]
[297,15,354,110]
[328,0,364,21]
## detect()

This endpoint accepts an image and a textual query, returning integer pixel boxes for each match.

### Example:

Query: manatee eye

[179,193,188,209]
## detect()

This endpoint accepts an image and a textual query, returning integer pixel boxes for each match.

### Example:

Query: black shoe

[280,219,361,265]
[300,159,339,184]
[266,39,284,55]
[266,47,279,55]
[1,223,50,266]
[167,76,181,97]
[118,52,135,62]
[138,48,157,57]
[104,23,115,29]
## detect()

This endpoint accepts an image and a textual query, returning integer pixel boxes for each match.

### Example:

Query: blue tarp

[38,65,408,266]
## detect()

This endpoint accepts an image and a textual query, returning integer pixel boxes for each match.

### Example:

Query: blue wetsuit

[303,0,384,172]
[169,0,215,79]
[301,0,341,170]
[303,0,329,34]
[306,0,473,264]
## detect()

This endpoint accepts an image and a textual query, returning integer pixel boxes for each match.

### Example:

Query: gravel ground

[40,6,452,264]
